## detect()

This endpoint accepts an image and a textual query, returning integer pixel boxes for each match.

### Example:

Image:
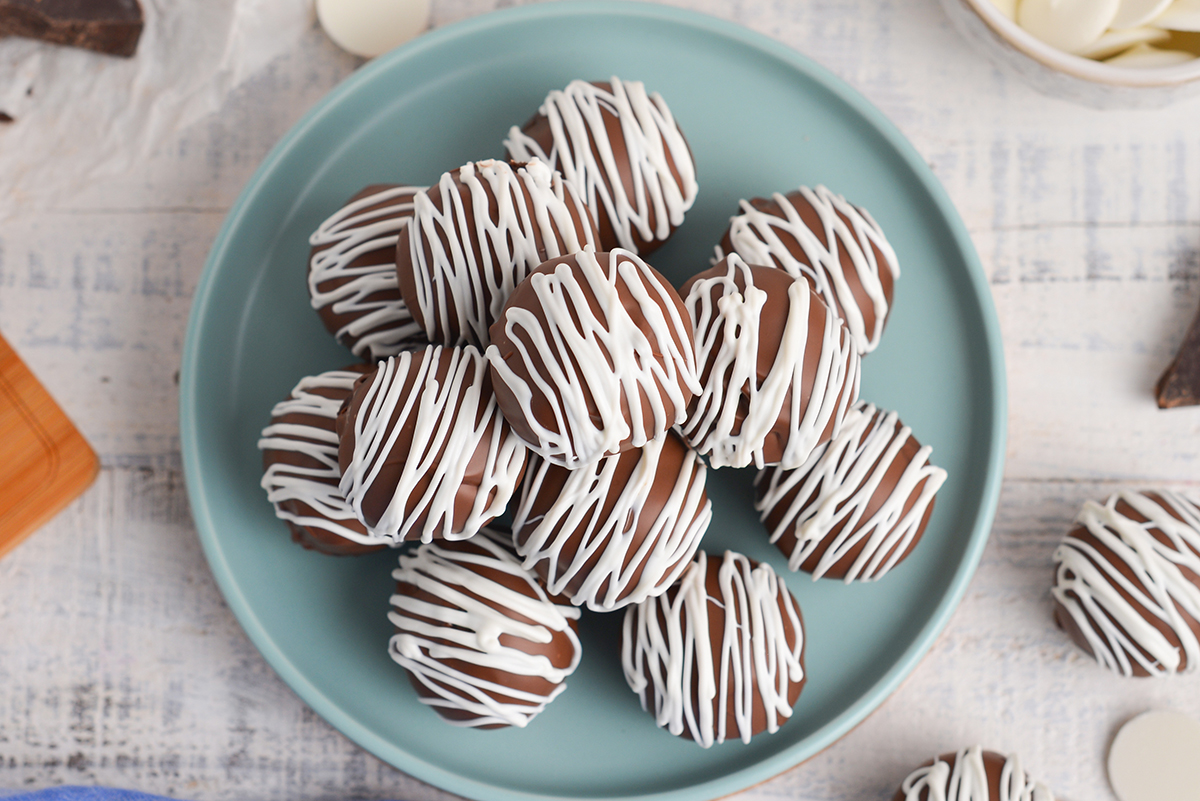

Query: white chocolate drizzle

[621,551,804,748]
[755,401,946,582]
[486,248,700,469]
[406,158,595,348]
[389,531,583,728]
[716,185,899,354]
[512,435,713,612]
[1053,490,1200,677]
[682,254,860,470]
[257,369,384,547]
[308,184,427,360]
[339,345,527,543]
[505,77,698,253]
[899,745,1054,801]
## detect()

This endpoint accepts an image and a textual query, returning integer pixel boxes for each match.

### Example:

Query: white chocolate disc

[1077,26,1171,59]
[1106,43,1196,65]
[1018,0,1120,53]
[1108,710,1200,801]
[1112,0,1175,29]
[1152,0,1200,32]
[316,0,431,58]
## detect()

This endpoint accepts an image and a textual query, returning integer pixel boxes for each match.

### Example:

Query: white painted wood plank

[0,212,220,466]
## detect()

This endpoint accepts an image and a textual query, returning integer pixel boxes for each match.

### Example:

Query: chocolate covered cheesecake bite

[681,254,860,470]
[259,365,385,555]
[1052,489,1200,677]
[512,431,712,612]
[505,77,698,255]
[487,248,699,468]
[756,401,946,581]
[621,550,805,747]
[308,184,428,360]
[388,531,582,729]
[396,158,597,348]
[716,185,899,355]
[337,344,528,543]
[894,746,1054,801]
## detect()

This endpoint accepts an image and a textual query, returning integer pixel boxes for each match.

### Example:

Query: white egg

[1108,710,1200,801]
[1105,41,1196,64]
[1076,25,1170,59]
[1153,0,1200,31]
[316,0,431,59]
[1111,0,1175,29]
[1018,0,1120,53]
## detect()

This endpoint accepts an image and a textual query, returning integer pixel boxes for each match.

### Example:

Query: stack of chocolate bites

[258,77,948,745]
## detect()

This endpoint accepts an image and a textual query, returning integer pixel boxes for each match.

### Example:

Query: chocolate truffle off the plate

[1052,489,1200,677]
[756,401,947,582]
[716,184,899,355]
[894,745,1054,801]
[396,158,597,348]
[621,550,805,747]
[487,248,699,469]
[505,77,698,255]
[511,430,712,612]
[308,184,428,360]
[388,531,582,729]
[337,344,528,543]
[258,365,385,555]
[681,254,860,470]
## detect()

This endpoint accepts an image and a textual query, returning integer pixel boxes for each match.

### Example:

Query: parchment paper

[0,0,313,212]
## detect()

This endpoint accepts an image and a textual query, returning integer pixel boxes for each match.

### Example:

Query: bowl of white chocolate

[941,0,1200,106]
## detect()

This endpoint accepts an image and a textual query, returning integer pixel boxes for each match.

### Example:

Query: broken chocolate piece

[0,0,143,58]
[1157,299,1200,408]
[0,113,12,124]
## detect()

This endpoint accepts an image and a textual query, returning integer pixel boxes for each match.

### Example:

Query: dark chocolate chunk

[1157,300,1200,408]
[0,0,144,58]
[0,112,13,124]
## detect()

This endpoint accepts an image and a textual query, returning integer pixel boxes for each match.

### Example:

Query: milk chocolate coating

[488,251,696,466]
[395,161,597,348]
[720,190,895,349]
[758,408,937,580]
[337,346,527,539]
[631,553,805,743]
[260,364,382,556]
[695,556,804,742]
[0,0,143,57]
[513,81,694,255]
[391,535,580,729]
[681,258,858,468]
[1054,493,1200,677]
[309,184,426,359]
[512,431,710,610]
[891,750,1008,801]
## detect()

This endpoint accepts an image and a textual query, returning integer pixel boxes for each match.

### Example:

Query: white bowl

[940,0,1200,107]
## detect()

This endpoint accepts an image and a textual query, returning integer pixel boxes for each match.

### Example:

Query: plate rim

[179,3,1008,800]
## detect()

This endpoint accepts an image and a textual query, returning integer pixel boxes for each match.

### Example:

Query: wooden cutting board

[0,333,98,560]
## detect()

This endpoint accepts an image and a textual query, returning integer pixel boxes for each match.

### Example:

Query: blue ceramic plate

[180,4,1005,800]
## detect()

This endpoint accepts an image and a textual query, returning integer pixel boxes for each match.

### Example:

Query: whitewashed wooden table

[2,1,1200,799]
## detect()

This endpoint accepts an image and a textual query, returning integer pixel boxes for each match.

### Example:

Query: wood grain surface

[0,334,98,560]
[4,1,1200,800]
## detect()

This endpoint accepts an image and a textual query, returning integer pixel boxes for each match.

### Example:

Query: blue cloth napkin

[0,789,404,801]
[0,791,174,801]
